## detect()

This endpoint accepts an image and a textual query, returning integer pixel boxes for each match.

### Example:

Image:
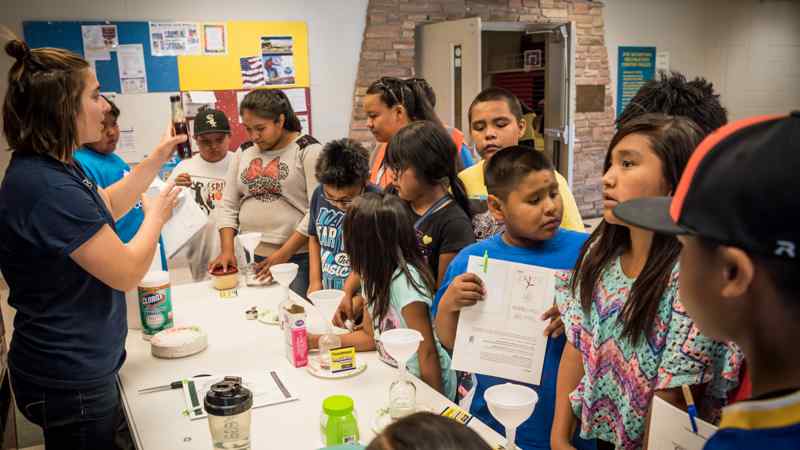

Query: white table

[118,280,504,449]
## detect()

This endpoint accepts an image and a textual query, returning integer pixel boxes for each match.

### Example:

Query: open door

[541,23,575,184]
[416,18,482,134]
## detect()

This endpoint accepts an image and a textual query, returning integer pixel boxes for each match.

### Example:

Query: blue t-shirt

[74,148,167,269]
[0,153,127,388]
[307,184,380,289]
[433,230,594,450]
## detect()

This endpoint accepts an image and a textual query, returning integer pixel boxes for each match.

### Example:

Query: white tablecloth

[118,279,504,449]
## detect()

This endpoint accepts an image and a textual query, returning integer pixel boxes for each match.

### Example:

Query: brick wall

[349,0,614,217]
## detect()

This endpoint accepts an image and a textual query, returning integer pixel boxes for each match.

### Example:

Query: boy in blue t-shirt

[433,146,593,450]
[613,112,800,450]
[307,139,380,293]
[74,95,167,269]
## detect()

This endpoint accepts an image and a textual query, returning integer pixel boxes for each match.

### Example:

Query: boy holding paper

[432,146,593,449]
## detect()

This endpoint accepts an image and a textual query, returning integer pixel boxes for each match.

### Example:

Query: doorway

[416,18,576,185]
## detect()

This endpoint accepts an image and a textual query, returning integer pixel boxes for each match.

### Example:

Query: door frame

[483,21,576,187]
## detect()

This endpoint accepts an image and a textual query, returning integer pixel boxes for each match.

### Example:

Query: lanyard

[414,195,452,231]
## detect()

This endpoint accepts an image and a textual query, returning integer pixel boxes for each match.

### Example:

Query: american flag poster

[240,56,266,88]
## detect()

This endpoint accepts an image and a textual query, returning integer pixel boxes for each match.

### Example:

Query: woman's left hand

[254,250,291,282]
[151,123,188,164]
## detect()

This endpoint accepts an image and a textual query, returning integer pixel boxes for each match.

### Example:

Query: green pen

[482,250,489,273]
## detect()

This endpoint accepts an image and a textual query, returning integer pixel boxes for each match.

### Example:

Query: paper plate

[257,307,280,325]
[371,404,433,434]
[306,358,367,379]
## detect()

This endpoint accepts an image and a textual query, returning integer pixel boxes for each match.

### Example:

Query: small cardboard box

[283,304,308,367]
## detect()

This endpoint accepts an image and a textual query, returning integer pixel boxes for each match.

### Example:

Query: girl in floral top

[551,114,743,450]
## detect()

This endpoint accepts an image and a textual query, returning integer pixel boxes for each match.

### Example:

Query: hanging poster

[81,24,118,61]
[616,46,656,117]
[202,23,227,55]
[240,56,266,88]
[117,44,148,94]
[261,36,295,85]
[149,21,201,56]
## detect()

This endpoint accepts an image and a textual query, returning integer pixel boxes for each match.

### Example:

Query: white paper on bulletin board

[114,92,176,163]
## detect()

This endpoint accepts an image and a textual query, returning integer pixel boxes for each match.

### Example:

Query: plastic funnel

[237,233,261,259]
[484,383,538,429]
[379,329,423,366]
[270,263,298,287]
[308,289,345,323]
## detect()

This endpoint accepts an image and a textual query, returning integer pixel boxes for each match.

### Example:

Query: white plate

[371,404,434,434]
[306,358,367,379]
[257,307,280,325]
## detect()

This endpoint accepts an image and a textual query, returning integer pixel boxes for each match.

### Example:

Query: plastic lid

[139,270,170,288]
[323,395,354,416]
[204,377,253,417]
[210,265,239,275]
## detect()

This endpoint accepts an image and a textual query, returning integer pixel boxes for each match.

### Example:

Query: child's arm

[551,341,584,450]
[308,235,323,294]
[309,303,375,351]
[333,272,363,328]
[436,252,457,288]
[434,273,484,351]
[402,301,445,395]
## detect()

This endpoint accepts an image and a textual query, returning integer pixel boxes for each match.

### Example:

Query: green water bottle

[322,395,359,446]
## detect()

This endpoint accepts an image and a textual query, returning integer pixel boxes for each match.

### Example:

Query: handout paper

[149,22,201,56]
[283,88,307,112]
[298,115,309,134]
[81,24,117,61]
[182,371,298,420]
[647,395,717,450]
[117,44,148,94]
[146,177,207,258]
[451,256,554,384]
[187,91,217,104]
[116,128,138,163]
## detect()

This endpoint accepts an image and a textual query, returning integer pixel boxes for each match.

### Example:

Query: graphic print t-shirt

[307,184,381,289]
[167,152,231,218]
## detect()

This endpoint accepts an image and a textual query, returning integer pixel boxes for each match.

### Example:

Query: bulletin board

[23,20,310,92]
[23,21,180,92]
[22,20,313,165]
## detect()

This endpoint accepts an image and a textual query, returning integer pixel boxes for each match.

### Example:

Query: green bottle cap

[323,395,354,416]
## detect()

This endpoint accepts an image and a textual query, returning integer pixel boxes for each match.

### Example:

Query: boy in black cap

[613,112,800,449]
[168,106,234,280]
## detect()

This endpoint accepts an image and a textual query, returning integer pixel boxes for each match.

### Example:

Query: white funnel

[236,232,261,263]
[270,263,298,287]
[380,329,423,368]
[308,289,345,325]
[484,383,538,450]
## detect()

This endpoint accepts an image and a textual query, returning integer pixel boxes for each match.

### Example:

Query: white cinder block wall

[605,0,800,122]
[0,0,369,183]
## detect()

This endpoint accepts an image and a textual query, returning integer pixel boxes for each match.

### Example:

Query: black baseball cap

[613,111,800,260]
[193,107,231,136]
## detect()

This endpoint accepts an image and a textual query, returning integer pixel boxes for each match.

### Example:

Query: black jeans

[11,372,133,450]
[255,252,310,298]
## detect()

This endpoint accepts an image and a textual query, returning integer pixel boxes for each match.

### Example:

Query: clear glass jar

[389,378,416,419]
[317,333,342,370]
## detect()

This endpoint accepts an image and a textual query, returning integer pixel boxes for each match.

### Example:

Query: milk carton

[283,304,308,367]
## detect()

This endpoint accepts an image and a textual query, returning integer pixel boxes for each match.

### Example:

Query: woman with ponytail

[385,120,475,287]
[0,39,185,448]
